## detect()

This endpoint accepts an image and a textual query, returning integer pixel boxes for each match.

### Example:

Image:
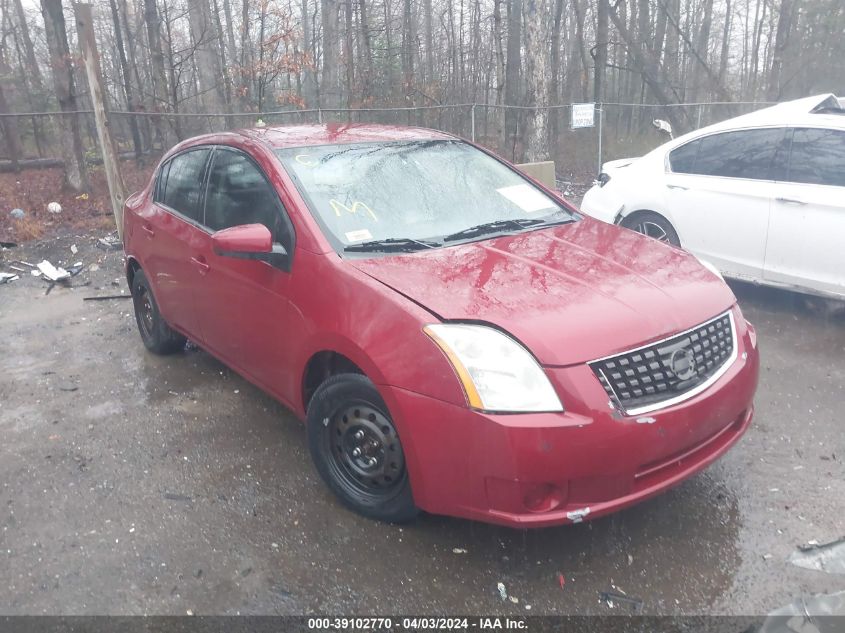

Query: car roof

[234,122,456,149]
[714,93,845,129]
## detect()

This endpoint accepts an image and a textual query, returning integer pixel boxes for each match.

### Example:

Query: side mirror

[212,223,290,270]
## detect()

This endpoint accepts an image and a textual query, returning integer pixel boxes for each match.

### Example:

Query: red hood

[349,218,736,366]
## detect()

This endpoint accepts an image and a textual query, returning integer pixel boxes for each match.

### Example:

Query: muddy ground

[0,233,843,616]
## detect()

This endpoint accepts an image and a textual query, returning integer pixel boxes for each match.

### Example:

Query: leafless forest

[0,0,843,190]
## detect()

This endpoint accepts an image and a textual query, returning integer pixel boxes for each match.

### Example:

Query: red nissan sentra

[123,124,759,528]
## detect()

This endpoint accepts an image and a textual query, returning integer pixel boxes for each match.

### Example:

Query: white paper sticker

[344,229,373,243]
[496,184,556,213]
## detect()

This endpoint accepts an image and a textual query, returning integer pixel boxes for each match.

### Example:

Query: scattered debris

[759,590,845,632]
[600,589,643,612]
[497,582,507,601]
[37,260,71,282]
[10,208,25,220]
[451,548,468,554]
[97,234,122,251]
[58,385,79,392]
[7,265,25,272]
[47,201,62,214]
[508,595,519,604]
[0,241,18,248]
[83,295,132,302]
[0,272,19,284]
[789,538,845,575]
[557,572,566,589]
[70,244,78,255]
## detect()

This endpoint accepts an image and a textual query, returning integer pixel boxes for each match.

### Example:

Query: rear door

[764,127,845,297]
[140,147,212,336]
[191,147,300,397]
[664,127,785,281]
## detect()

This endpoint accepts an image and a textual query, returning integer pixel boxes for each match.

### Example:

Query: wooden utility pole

[73,2,126,238]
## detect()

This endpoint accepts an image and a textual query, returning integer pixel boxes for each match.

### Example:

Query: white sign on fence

[571,103,596,129]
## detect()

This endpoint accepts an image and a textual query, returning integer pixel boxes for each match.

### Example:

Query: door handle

[191,256,210,276]
[141,223,155,237]
[775,196,806,205]
[666,184,689,191]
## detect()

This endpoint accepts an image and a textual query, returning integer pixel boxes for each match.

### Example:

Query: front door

[190,147,301,405]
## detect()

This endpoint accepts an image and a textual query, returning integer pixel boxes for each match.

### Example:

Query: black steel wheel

[307,373,418,522]
[131,269,187,355]
[620,211,681,247]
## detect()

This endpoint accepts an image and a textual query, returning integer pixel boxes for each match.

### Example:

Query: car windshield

[275,140,576,253]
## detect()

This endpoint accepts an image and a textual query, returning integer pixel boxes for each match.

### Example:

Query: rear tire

[307,373,418,523]
[620,211,681,247]
[131,269,186,355]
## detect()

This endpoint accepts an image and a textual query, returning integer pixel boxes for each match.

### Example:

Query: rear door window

[785,128,845,187]
[159,149,212,221]
[692,128,784,180]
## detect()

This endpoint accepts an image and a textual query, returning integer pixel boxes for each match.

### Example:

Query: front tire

[620,211,681,247]
[131,269,187,355]
[307,373,418,523]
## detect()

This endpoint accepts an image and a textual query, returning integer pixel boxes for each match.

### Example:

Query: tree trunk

[142,0,171,144]
[767,0,795,100]
[108,0,142,160]
[504,0,521,146]
[345,0,355,107]
[321,0,340,108]
[493,0,505,141]
[522,0,552,161]
[358,0,374,101]
[302,0,318,104]
[40,0,89,192]
[402,0,415,98]
[594,0,608,103]
[187,0,225,111]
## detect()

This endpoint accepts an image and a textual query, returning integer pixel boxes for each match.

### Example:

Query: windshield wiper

[443,218,546,242]
[344,237,442,253]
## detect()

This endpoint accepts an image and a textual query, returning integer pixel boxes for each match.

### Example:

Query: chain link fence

[0,101,774,186]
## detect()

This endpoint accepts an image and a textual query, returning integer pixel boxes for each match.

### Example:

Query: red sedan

[123,124,759,528]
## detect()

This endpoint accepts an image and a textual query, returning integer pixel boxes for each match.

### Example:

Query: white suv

[580,94,845,300]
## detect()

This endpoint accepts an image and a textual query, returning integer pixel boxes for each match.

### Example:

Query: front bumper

[381,315,759,528]
[579,183,625,224]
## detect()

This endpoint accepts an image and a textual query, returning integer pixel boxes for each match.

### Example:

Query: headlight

[424,324,563,412]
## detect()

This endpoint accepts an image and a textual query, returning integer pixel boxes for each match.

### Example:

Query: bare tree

[40,0,89,191]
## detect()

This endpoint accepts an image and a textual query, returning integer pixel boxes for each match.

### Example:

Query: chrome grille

[589,311,736,414]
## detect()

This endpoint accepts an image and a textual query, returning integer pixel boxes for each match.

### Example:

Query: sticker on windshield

[345,229,373,243]
[329,199,379,221]
[496,184,556,213]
